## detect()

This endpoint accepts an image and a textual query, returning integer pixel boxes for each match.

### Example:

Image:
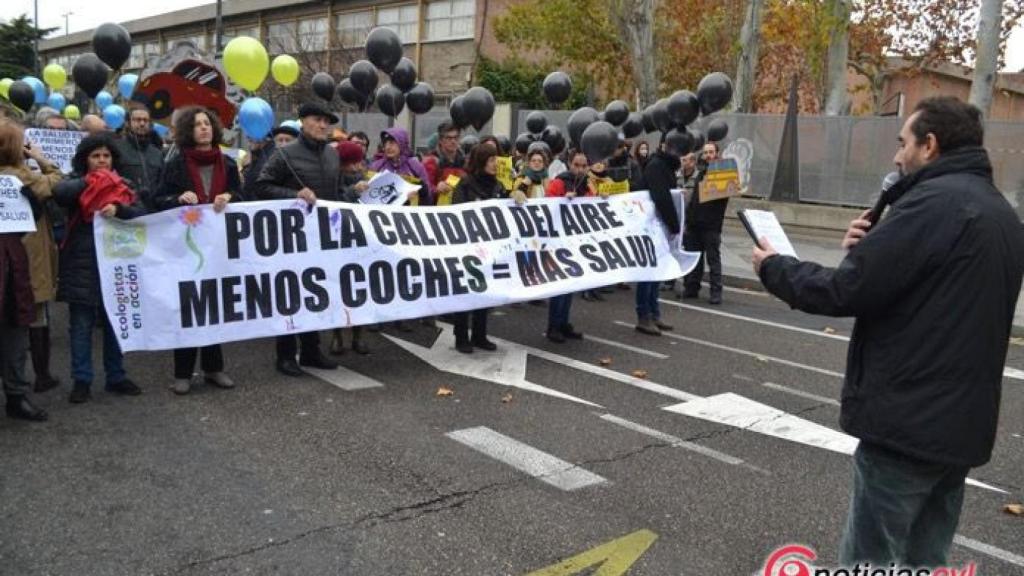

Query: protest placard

[0,175,37,234]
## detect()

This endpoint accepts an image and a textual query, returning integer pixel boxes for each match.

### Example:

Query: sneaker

[560,324,584,340]
[205,372,235,389]
[456,340,474,354]
[299,352,338,370]
[172,378,191,395]
[546,330,567,344]
[654,320,674,331]
[69,382,91,404]
[5,395,48,421]
[276,358,304,377]
[709,294,723,305]
[635,318,662,336]
[106,379,141,396]
[472,338,498,351]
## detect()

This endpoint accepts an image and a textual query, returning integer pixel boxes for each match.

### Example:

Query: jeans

[683,227,723,296]
[547,294,574,331]
[276,332,322,362]
[635,281,661,320]
[0,322,30,395]
[173,345,224,379]
[68,303,126,387]
[839,442,969,568]
[453,309,488,344]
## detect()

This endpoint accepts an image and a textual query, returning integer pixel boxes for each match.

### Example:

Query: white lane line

[664,393,1007,494]
[954,535,1024,568]
[581,334,669,359]
[612,321,845,379]
[761,382,841,407]
[446,426,607,491]
[304,365,385,391]
[659,298,850,341]
[659,299,1024,381]
[598,413,768,474]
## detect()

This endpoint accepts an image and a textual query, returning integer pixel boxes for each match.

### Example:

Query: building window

[267,22,298,54]
[298,17,327,51]
[336,10,372,48]
[222,26,259,45]
[376,5,419,44]
[165,35,207,52]
[426,0,475,41]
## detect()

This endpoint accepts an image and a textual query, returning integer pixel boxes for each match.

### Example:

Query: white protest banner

[96,192,700,352]
[24,129,86,174]
[360,170,421,206]
[0,175,37,234]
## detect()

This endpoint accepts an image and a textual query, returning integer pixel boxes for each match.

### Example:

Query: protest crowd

[2,21,1022,573]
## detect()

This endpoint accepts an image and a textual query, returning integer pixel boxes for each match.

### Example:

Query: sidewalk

[717,221,1024,334]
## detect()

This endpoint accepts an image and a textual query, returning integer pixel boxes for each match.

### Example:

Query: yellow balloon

[43,64,67,90]
[63,104,81,120]
[223,37,269,92]
[271,55,300,87]
[0,78,12,100]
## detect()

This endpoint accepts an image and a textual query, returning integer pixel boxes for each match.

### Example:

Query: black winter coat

[606,153,646,191]
[453,173,506,205]
[759,147,1024,467]
[685,162,729,231]
[641,151,681,235]
[151,152,242,212]
[54,175,147,307]
[253,134,346,202]
[115,133,164,208]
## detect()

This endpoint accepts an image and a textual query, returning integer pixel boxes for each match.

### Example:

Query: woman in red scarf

[153,106,241,396]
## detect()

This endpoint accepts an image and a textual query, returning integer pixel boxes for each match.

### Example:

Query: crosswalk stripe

[304,365,386,391]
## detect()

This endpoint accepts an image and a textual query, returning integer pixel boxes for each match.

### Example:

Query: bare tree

[608,0,658,108]
[823,0,850,115]
[733,0,765,112]
[969,0,1003,117]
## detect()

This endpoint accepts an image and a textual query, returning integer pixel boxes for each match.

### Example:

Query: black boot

[30,327,61,393]
[6,394,48,421]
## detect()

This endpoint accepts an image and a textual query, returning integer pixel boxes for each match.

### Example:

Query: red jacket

[545,171,596,197]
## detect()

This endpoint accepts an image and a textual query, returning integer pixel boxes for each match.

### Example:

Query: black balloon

[406,82,434,114]
[365,27,403,74]
[337,78,362,108]
[541,125,566,155]
[376,84,405,117]
[690,129,706,153]
[8,80,35,111]
[494,134,512,156]
[525,111,548,134]
[604,100,630,127]
[462,87,495,131]
[72,53,111,99]
[390,57,417,92]
[312,72,336,102]
[664,129,695,157]
[449,96,470,129]
[641,106,657,133]
[697,72,734,116]
[348,60,379,98]
[667,90,699,127]
[580,121,618,163]
[515,133,532,155]
[92,23,132,70]
[707,118,729,142]
[567,107,599,147]
[543,71,572,105]
[651,98,673,133]
[460,134,479,155]
[621,112,644,139]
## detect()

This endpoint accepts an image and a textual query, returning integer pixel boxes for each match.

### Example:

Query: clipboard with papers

[736,209,799,259]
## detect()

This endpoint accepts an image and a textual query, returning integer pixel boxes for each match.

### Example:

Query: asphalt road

[1,284,1022,575]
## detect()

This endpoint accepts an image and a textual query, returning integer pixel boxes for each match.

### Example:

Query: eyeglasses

[441,135,458,141]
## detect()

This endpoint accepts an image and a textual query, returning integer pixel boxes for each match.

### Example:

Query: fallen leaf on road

[1004,504,1024,516]
[823,327,837,334]
[632,369,648,379]
[598,357,612,367]
[501,393,514,403]
[436,386,454,397]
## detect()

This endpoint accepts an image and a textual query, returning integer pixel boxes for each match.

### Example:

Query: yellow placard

[496,156,514,191]
[445,174,462,188]
[598,180,630,196]
[698,158,741,203]
[436,191,453,206]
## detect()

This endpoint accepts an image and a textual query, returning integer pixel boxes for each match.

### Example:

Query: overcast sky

[4,0,1024,72]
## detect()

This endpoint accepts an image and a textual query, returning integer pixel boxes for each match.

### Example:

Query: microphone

[867,171,901,227]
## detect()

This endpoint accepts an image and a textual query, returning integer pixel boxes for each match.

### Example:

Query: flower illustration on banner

[179,206,205,273]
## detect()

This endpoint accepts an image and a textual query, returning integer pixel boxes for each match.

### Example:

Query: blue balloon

[96,90,114,110]
[22,76,46,104]
[152,123,169,137]
[103,104,126,130]
[117,74,138,100]
[47,92,66,111]
[239,97,274,140]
